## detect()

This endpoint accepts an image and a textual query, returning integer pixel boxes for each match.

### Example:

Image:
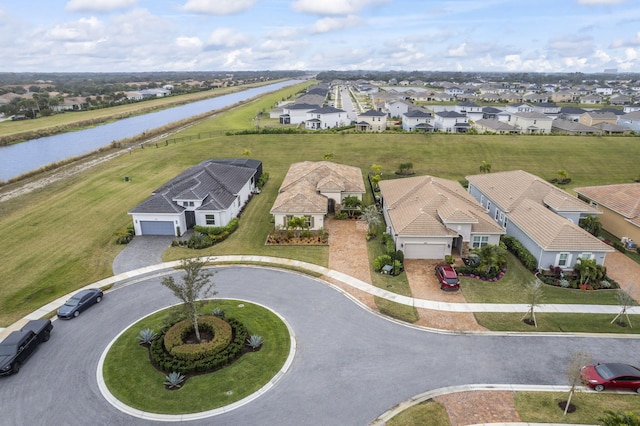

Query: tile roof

[466,170,599,214]
[574,183,640,226]
[379,175,504,237]
[508,199,613,252]
[271,161,365,214]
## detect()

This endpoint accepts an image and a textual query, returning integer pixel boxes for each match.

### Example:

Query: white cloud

[65,0,138,12]
[182,0,256,15]
[205,28,251,49]
[47,17,102,41]
[292,0,391,15]
[310,16,362,33]
[447,42,467,57]
[175,36,203,50]
[548,35,593,57]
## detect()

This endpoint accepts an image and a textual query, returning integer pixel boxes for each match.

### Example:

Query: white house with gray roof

[433,111,470,133]
[466,170,612,270]
[304,106,348,130]
[402,110,433,132]
[128,159,261,236]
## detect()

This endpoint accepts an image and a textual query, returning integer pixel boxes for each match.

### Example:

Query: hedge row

[501,235,537,271]
[163,316,232,361]
[150,317,249,374]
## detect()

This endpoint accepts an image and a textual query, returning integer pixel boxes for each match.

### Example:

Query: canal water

[0,80,301,181]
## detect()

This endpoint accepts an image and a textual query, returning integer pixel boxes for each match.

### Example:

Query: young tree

[521,277,544,327]
[161,258,216,343]
[611,286,634,328]
[479,160,492,173]
[471,244,507,275]
[323,152,334,160]
[398,162,413,175]
[564,351,592,416]
[360,204,382,233]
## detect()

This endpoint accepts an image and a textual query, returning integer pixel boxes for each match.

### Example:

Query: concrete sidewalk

[2,255,640,339]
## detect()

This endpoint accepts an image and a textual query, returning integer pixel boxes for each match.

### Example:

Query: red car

[581,363,640,393]
[435,264,460,291]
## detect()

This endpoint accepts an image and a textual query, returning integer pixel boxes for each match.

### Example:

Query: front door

[185,211,196,229]
[328,199,336,213]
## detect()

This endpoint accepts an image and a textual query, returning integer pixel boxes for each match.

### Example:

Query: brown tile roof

[466,170,599,214]
[271,161,365,214]
[508,199,613,252]
[574,183,640,227]
[379,175,504,237]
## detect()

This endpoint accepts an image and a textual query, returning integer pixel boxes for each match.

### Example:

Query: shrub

[164,371,185,389]
[211,307,225,318]
[445,255,455,265]
[137,328,157,345]
[559,279,570,288]
[335,212,348,219]
[246,335,263,350]
[612,241,626,252]
[501,236,537,271]
[600,280,612,289]
[374,255,392,271]
[163,316,233,361]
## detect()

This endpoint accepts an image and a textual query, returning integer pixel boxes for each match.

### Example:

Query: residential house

[378,175,505,259]
[574,183,640,244]
[472,118,518,134]
[481,106,502,119]
[304,106,348,130]
[466,170,612,270]
[508,112,553,133]
[531,102,561,117]
[595,86,614,96]
[501,92,522,103]
[610,94,631,105]
[551,90,575,103]
[580,94,603,104]
[480,93,501,102]
[356,109,387,132]
[129,159,262,236]
[559,106,587,122]
[445,86,464,96]
[431,92,455,102]
[270,161,365,231]
[523,92,550,103]
[578,111,617,127]
[551,119,599,135]
[454,101,484,121]
[618,110,640,133]
[505,103,533,114]
[433,111,470,133]
[282,103,321,125]
[402,110,433,132]
[386,100,412,118]
[623,104,640,113]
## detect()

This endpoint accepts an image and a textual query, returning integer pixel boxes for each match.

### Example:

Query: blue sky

[1,0,639,73]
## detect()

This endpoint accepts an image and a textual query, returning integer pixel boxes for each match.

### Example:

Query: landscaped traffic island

[102,299,291,414]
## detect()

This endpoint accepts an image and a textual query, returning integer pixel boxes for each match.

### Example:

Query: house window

[502,215,508,228]
[494,209,500,221]
[558,252,569,267]
[205,215,215,225]
[578,252,593,260]
[303,216,313,228]
[486,200,491,212]
[472,235,489,248]
[189,201,194,207]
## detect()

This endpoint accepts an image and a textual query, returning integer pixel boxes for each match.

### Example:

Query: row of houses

[128,157,640,275]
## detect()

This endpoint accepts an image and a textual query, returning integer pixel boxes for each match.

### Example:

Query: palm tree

[360,205,381,233]
[479,160,492,173]
[579,215,602,237]
[573,257,599,286]
[471,244,507,275]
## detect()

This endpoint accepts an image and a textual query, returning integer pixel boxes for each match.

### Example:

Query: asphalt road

[1,266,638,425]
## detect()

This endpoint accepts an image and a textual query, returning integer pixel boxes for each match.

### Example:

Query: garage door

[140,221,175,236]
[404,243,446,259]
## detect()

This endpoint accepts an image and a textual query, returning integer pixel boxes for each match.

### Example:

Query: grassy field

[102,299,290,413]
[1,81,640,326]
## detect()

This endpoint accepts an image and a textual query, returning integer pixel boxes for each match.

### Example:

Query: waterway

[0,80,302,181]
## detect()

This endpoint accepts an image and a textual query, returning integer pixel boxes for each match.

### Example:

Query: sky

[1,0,639,73]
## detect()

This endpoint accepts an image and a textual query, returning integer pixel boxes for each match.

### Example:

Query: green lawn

[2,81,640,325]
[102,300,290,414]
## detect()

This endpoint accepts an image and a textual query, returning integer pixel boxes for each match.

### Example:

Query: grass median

[102,299,290,414]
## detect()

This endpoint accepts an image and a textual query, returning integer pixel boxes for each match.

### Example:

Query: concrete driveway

[1,266,638,426]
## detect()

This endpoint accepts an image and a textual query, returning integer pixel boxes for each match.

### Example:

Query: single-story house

[466,170,612,270]
[270,161,365,231]
[551,119,599,135]
[618,110,640,133]
[574,183,640,244]
[578,111,617,127]
[129,159,262,236]
[379,175,505,259]
[472,118,518,134]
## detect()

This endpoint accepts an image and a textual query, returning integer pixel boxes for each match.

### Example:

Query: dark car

[57,288,103,319]
[581,363,640,393]
[435,263,460,291]
[0,320,53,376]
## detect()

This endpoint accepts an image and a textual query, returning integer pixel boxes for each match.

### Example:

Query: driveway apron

[112,235,174,275]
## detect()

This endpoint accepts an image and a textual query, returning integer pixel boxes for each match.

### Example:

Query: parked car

[581,363,640,393]
[0,319,53,376]
[57,288,103,319]
[435,263,460,291]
